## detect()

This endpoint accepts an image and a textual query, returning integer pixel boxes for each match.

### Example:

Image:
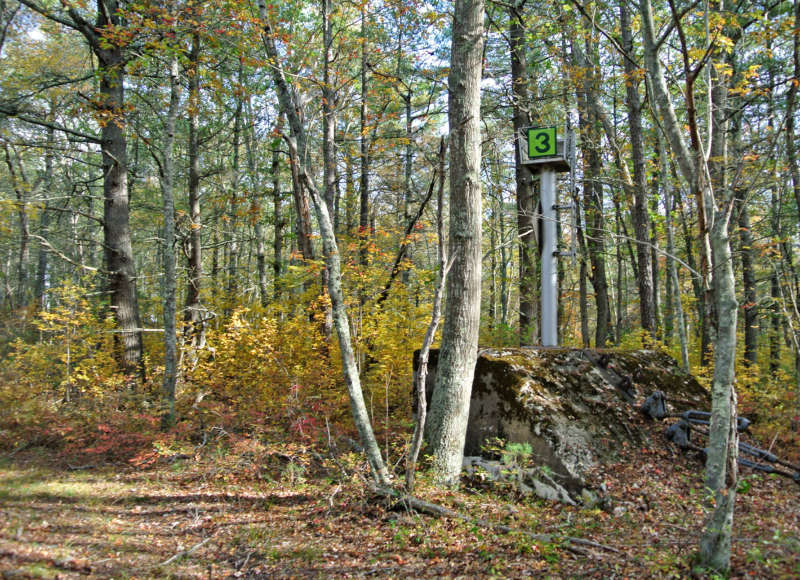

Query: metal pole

[540,168,558,346]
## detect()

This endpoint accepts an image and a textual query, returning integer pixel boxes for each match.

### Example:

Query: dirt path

[1,444,798,579]
[0,452,555,578]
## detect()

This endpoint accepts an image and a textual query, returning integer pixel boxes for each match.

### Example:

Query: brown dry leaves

[0,429,798,579]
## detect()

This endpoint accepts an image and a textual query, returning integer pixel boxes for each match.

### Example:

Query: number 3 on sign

[528,127,557,158]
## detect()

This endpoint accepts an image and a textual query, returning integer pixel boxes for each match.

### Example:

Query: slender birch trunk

[259,0,389,485]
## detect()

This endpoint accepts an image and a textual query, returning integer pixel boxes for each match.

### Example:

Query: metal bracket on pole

[519,126,573,347]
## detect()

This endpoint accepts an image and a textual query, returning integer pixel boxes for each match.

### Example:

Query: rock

[665,419,691,448]
[461,456,577,505]
[524,467,576,505]
[580,488,600,508]
[641,390,668,419]
[416,347,709,492]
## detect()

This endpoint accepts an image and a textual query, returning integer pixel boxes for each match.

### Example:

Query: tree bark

[736,187,758,367]
[359,5,371,279]
[243,102,269,308]
[272,120,283,303]
[639,0,739,569]
[226,65,243,309]
[184,31,205,352]
[35,122,54,310]
[259,0,389,486]
[573,36,612,346]
[321,0,336,338]
[2,143,29,309]
[96,16,144,380]
[787,0,800,228]
[641,0,712,363]
[160,57,180,427]
[660,136,690,371]
[407,137,448,493]
[426,0,484,486]
[619,1,656,336]
[509,1,536,345]
[698,209,738,572]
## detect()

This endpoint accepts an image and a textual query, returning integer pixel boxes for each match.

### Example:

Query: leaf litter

[0,426,798,579]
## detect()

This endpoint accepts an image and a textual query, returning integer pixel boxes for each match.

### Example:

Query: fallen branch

[67,463,101,471]
[158,534,215,567]
[5,441,32,458]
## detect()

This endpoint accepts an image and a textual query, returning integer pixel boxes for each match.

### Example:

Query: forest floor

[0,428,798,579]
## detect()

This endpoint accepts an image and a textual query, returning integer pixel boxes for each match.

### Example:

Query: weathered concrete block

[415,347,709,490]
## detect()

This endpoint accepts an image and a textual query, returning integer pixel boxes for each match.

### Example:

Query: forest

[0,0,799,577]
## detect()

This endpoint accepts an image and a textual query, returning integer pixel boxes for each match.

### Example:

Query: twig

[159,534,215,567]
[67,463,101,471]
[5,441,32,458]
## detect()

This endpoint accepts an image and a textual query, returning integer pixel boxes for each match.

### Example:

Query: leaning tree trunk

[639,0,739,569]
[426,0,484,486]
[259,0,389,486]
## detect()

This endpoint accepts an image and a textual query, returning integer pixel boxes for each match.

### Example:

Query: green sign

[527,127,557,159]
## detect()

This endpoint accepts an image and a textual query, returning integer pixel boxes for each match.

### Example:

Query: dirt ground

[1,435,798,579]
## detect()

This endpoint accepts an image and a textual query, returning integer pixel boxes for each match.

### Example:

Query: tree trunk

[572,183,590,347]
[639,0,739,568]
[787,0,800,228]
[286,132,315,262]
[698,209,739,572]
[184,31,205,351]
[615,207,624,344]
[359,5,371,279]
[2,143,29,309]
[661,137,690,371]
[322,0,336,217]
[35,124,53,310]
[426,0,484,486]
[244,102,269,309]
[573,36,612,346]
[98,40,144,380]
[272,121,283,303]
[259,0,389,485]
[509,2,536,345]
[402,89,413,287]
[321,0,336,338]
[160,58,180,427]
[736,187,758,367]
[407,137,448,492]
[226,67,243,310]
[619,1,655,336]
[581,118,612,346]
[15,1,144,376]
